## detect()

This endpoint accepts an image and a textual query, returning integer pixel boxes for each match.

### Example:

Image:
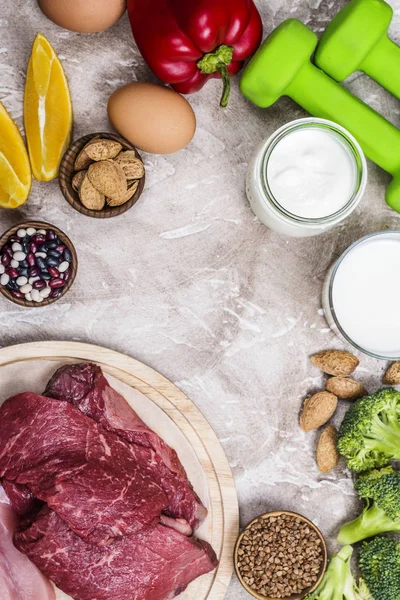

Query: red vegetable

[127,0,263,108]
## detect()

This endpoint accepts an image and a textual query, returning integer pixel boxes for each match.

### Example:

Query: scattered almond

[79,173,105,211]
[300,391,338,432]
[326,377,366,400]
[383,361,400,385]
[72,170,87,192]
[311,350,359,377]
[316,425,339,473]
[107,180,139,207]
[88,160,127,204]
[85,139,122,162]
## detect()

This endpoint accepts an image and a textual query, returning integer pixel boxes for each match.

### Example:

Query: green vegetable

[359,536,400,600]
[305,545,372,600]
[337,466,400,544]
[337,387,400,472]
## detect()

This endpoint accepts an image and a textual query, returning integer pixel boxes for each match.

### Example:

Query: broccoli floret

[305,545,372,600]
[359,536,400,600]
[337,388,400,472]
[337,466,400,544]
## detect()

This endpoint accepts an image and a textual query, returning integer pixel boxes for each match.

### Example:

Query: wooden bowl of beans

[234,511,327,600]
[0,221,77,307]
[59,132,145,219]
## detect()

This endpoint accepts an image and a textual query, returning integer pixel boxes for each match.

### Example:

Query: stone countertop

[1,0,400,597]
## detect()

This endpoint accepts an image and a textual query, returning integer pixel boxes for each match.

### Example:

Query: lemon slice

[0,103,31,209]
[24,33,73,181]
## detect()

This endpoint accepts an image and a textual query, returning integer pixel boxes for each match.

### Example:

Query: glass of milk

[323,231,400,360]
[246,118,367,237]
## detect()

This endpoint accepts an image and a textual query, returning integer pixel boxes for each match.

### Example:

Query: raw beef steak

[45,363,207,530]
[0,393,177,545]
[15,506,218,600]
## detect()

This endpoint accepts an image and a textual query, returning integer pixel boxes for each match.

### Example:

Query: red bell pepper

[127,0,263,108]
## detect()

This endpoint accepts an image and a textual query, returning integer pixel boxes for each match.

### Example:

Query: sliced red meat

[15,507,218,600]
[2,481,42,518]
[0,393,177,545]
[44,363,207,530]
[0,488,55,600]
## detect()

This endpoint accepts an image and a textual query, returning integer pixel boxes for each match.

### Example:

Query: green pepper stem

[197,44,234,108]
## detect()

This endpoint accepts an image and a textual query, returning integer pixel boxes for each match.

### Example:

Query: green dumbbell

[315,0,400,99]
[240,19,400,212]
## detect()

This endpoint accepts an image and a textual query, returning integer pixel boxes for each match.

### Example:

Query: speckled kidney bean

[11,290,24,299]
[29,242,38,254]
[27,252,36,267]
[49,278,64,289]
[28,266,40,277]
[5,267,18,279]
[33,280,46,290]
[48,267,60,278]
[36,256,46,270]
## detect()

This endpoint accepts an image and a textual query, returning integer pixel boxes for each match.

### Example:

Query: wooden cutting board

[0,341,239,600]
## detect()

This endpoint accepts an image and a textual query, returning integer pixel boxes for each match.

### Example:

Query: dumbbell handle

[289,61,400,176]
[362,36,400,100]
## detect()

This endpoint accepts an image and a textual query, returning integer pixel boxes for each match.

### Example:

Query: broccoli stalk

[337,466,400,544]
[305,545,372,600]
[359,536,400,600]
[337,388,400,472]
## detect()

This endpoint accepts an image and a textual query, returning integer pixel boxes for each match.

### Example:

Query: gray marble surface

[1,0,400,597]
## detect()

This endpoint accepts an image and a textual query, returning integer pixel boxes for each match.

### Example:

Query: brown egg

[38,0,126,33]
[107,83,196,155]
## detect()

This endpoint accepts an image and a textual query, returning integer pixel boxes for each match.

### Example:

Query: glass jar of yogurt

[246,118,367,237]
[322,231,400,360]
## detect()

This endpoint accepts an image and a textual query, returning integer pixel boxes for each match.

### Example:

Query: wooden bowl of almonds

[59,132,145,218]
[234,511,327,600]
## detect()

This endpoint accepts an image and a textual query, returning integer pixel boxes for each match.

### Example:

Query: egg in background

[37,0,127,33]
[108,83,197,155]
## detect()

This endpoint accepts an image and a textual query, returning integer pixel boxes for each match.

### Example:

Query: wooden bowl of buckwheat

[234,511,327,600]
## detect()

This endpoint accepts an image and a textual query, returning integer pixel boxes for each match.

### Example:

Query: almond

[74,136,102,171]
[79,173,105,211]
[74,147,92,171]
[72,169,87,192]
[311,350,359,377]
[326,377,366,400]
[115,151,145,179]
[88,160,127,203]
[300,391,337,432]
[85,139,122,162]
[106,180,139,207]
[383,361,400,385]
[316,425,339,473]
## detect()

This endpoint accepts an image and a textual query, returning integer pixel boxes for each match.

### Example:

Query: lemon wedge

[0,103,31,209]
[24,33,73,181]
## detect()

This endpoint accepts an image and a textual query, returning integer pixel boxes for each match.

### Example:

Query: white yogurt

[266,127,357,219]
[323,231,400,359]
[246,118,367,237]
